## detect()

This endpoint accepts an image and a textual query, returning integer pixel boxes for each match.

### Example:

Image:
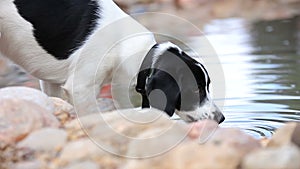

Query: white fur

[152,42,182,67]
[61,0,156,112]
[175,99,221,122]
[0,0,156,113]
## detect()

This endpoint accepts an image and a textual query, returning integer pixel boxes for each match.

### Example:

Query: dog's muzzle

[176,100,225,124]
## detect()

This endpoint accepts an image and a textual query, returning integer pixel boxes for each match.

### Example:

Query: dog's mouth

[186,114,198,122]
[175,107,225,124]
[186,114,225,124]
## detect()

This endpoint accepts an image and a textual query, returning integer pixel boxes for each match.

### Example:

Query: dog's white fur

[0,0,155,112]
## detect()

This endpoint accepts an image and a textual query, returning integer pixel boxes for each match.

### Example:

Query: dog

[0,0,225,123]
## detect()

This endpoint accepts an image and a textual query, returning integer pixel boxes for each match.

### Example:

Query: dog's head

[136,42,225,124]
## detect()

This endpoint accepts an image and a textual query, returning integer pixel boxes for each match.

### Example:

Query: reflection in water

[204,17,300,138]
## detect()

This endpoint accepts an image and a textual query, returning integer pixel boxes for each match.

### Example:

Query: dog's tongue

[99,84,112,99]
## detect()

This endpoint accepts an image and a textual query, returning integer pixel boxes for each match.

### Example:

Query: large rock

[127,120,219,158]
[59,138,122,169]
[8,160,42,169]
[241,144,300,169]
[206,128,261,156]
[125,127,261,169]
[186,120,219,141]
[59,139,104,162]
[0,87,54,113]
[125,141,241,169]
[62,161,99,169]
[268,122,300,148]
[66,109,228,158]
[65,108,188,153]
[0,99,59,146]
[87,108,188,157]
[17,128,67,152]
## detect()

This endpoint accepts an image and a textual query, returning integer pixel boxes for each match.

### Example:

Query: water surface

[203,17,300,138]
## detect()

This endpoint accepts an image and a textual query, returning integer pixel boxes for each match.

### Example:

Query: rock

[50,97,74,115]
[0,87,54,113]
[9,160,42,169]
[0,99,59,146]
[17,128,67,152]
[66,109,225,158]
[50,97,75,124]
[59,138,122,169]
[125,127,261,169]
[267,122,300,148]
[206,128,261,156]
[127,120,218,158]
[65,114,107,141]
[292,124,300,147]
[87,108,188,157]
[62,161,99,169]
[185,120,219,141]
[241,144,300,169]
[211,0,241,18]
[125,141,242,169]
[59,139,104,162]
[260,137,270,147]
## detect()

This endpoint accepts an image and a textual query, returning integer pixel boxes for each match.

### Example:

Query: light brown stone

[186,120,219,142]
[50,97,75,124]
[242,144,300,169]
[89,108,187,157]
[17,128,67,152]
[267,122,299,148]
[59,139,104,162]
[0,87,55,113]
[125,126,261,169]
[62,161,99,169]
[9,160,42,169]
[50,97,74,115]
[206,128,261,156]
[59,138,122,169]
[0,99,59,146]
[125,141,242,169]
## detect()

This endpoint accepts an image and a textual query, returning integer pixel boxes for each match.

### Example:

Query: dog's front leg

[40,80,63,98]
[62,54,114,116]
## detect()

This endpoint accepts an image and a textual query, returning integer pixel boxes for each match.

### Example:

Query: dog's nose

[219,114,225,124]
[214,113,225,124]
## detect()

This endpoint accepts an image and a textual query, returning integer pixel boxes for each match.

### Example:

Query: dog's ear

[136,44,158,108]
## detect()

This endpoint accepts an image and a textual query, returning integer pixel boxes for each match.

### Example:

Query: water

[202,17,300,138]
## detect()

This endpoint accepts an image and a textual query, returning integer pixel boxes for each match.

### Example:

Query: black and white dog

[0,0,225,123]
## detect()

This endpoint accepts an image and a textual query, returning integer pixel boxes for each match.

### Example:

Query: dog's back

[0,0,155,99]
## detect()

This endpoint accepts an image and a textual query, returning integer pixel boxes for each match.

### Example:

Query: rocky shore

[0,87,299,169]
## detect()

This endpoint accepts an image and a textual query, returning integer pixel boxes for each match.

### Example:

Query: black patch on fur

[14,0,100,60]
